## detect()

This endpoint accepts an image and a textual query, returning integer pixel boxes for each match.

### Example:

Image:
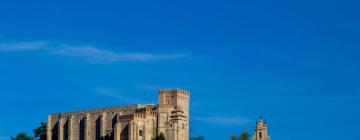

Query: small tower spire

[252,116,271,140]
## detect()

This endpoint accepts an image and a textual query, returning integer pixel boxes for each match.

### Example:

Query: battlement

[134,105,154,112]
[117,111,156,122]
[117,113,145,120]
[158,88,190,96]
[49,104,151,117]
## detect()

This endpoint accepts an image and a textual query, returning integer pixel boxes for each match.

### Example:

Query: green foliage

[239,131,250,140]
[190,135,205,140]
[230,134,238,140]
[33,122,47,140]
[152,132,166,140]
[11,133,35,140]
[230,131,251,140]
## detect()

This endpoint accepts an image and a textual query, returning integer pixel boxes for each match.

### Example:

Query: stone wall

[47,89,190,140]
[48,104,156,140]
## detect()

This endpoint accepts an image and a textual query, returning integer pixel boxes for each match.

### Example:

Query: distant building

[252,117,271,140]
[47,89,190,140]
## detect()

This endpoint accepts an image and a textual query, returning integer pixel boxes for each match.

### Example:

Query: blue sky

[0,0,359,139]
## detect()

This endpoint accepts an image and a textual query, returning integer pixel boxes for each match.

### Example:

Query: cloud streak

[193,116,253,125]
[0,42,47,51]
[54,45,187,62]
[0,41,188,62]
[54,45,122,62]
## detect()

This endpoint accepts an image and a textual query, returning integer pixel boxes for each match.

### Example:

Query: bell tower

[252,116,271,140]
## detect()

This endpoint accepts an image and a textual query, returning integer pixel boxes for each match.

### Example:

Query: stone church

[47,89,190,140]
[252,117,271,140]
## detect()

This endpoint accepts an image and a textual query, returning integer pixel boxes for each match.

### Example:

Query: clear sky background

[0,0,359,140]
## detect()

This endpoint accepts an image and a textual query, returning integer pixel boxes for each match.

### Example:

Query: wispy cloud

[54,45,187,62]
[0,41,188,62]
[53,45,122,62]
[0,42,47,51]
[193,116,253,125]
[94,87,144,103]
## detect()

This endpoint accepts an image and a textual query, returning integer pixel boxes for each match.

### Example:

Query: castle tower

[157,89,190,140]
[252,116,271,140]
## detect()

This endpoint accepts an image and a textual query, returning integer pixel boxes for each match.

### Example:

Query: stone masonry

[252,117,271,140]
[47,89,190,140]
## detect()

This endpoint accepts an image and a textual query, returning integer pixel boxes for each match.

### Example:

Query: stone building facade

[252,117,270,140]
[47,89,190,140]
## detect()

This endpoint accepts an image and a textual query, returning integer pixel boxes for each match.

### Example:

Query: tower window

[139,130,143,136]
[182,123,185,129]
[259,132,262,139]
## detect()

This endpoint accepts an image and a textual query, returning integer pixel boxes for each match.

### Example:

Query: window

[139,130,143,136]
[259,132,262,139]
[182,123,185,129]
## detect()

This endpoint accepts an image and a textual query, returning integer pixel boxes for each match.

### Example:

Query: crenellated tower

[157,89,190,140]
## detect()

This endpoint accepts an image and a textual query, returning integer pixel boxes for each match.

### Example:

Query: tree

[230,134,238,140]
[190,135,205,140]
[33,122,47,140]
[152,132,166,140]
[11,133,35,140]
[239,131,250,140]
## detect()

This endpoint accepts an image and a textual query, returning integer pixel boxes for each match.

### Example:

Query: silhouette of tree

[230,134,238,140]
[33,122,47,140]
[239,131,250,140]
[11,133,35,140]
[152,132,166,140]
